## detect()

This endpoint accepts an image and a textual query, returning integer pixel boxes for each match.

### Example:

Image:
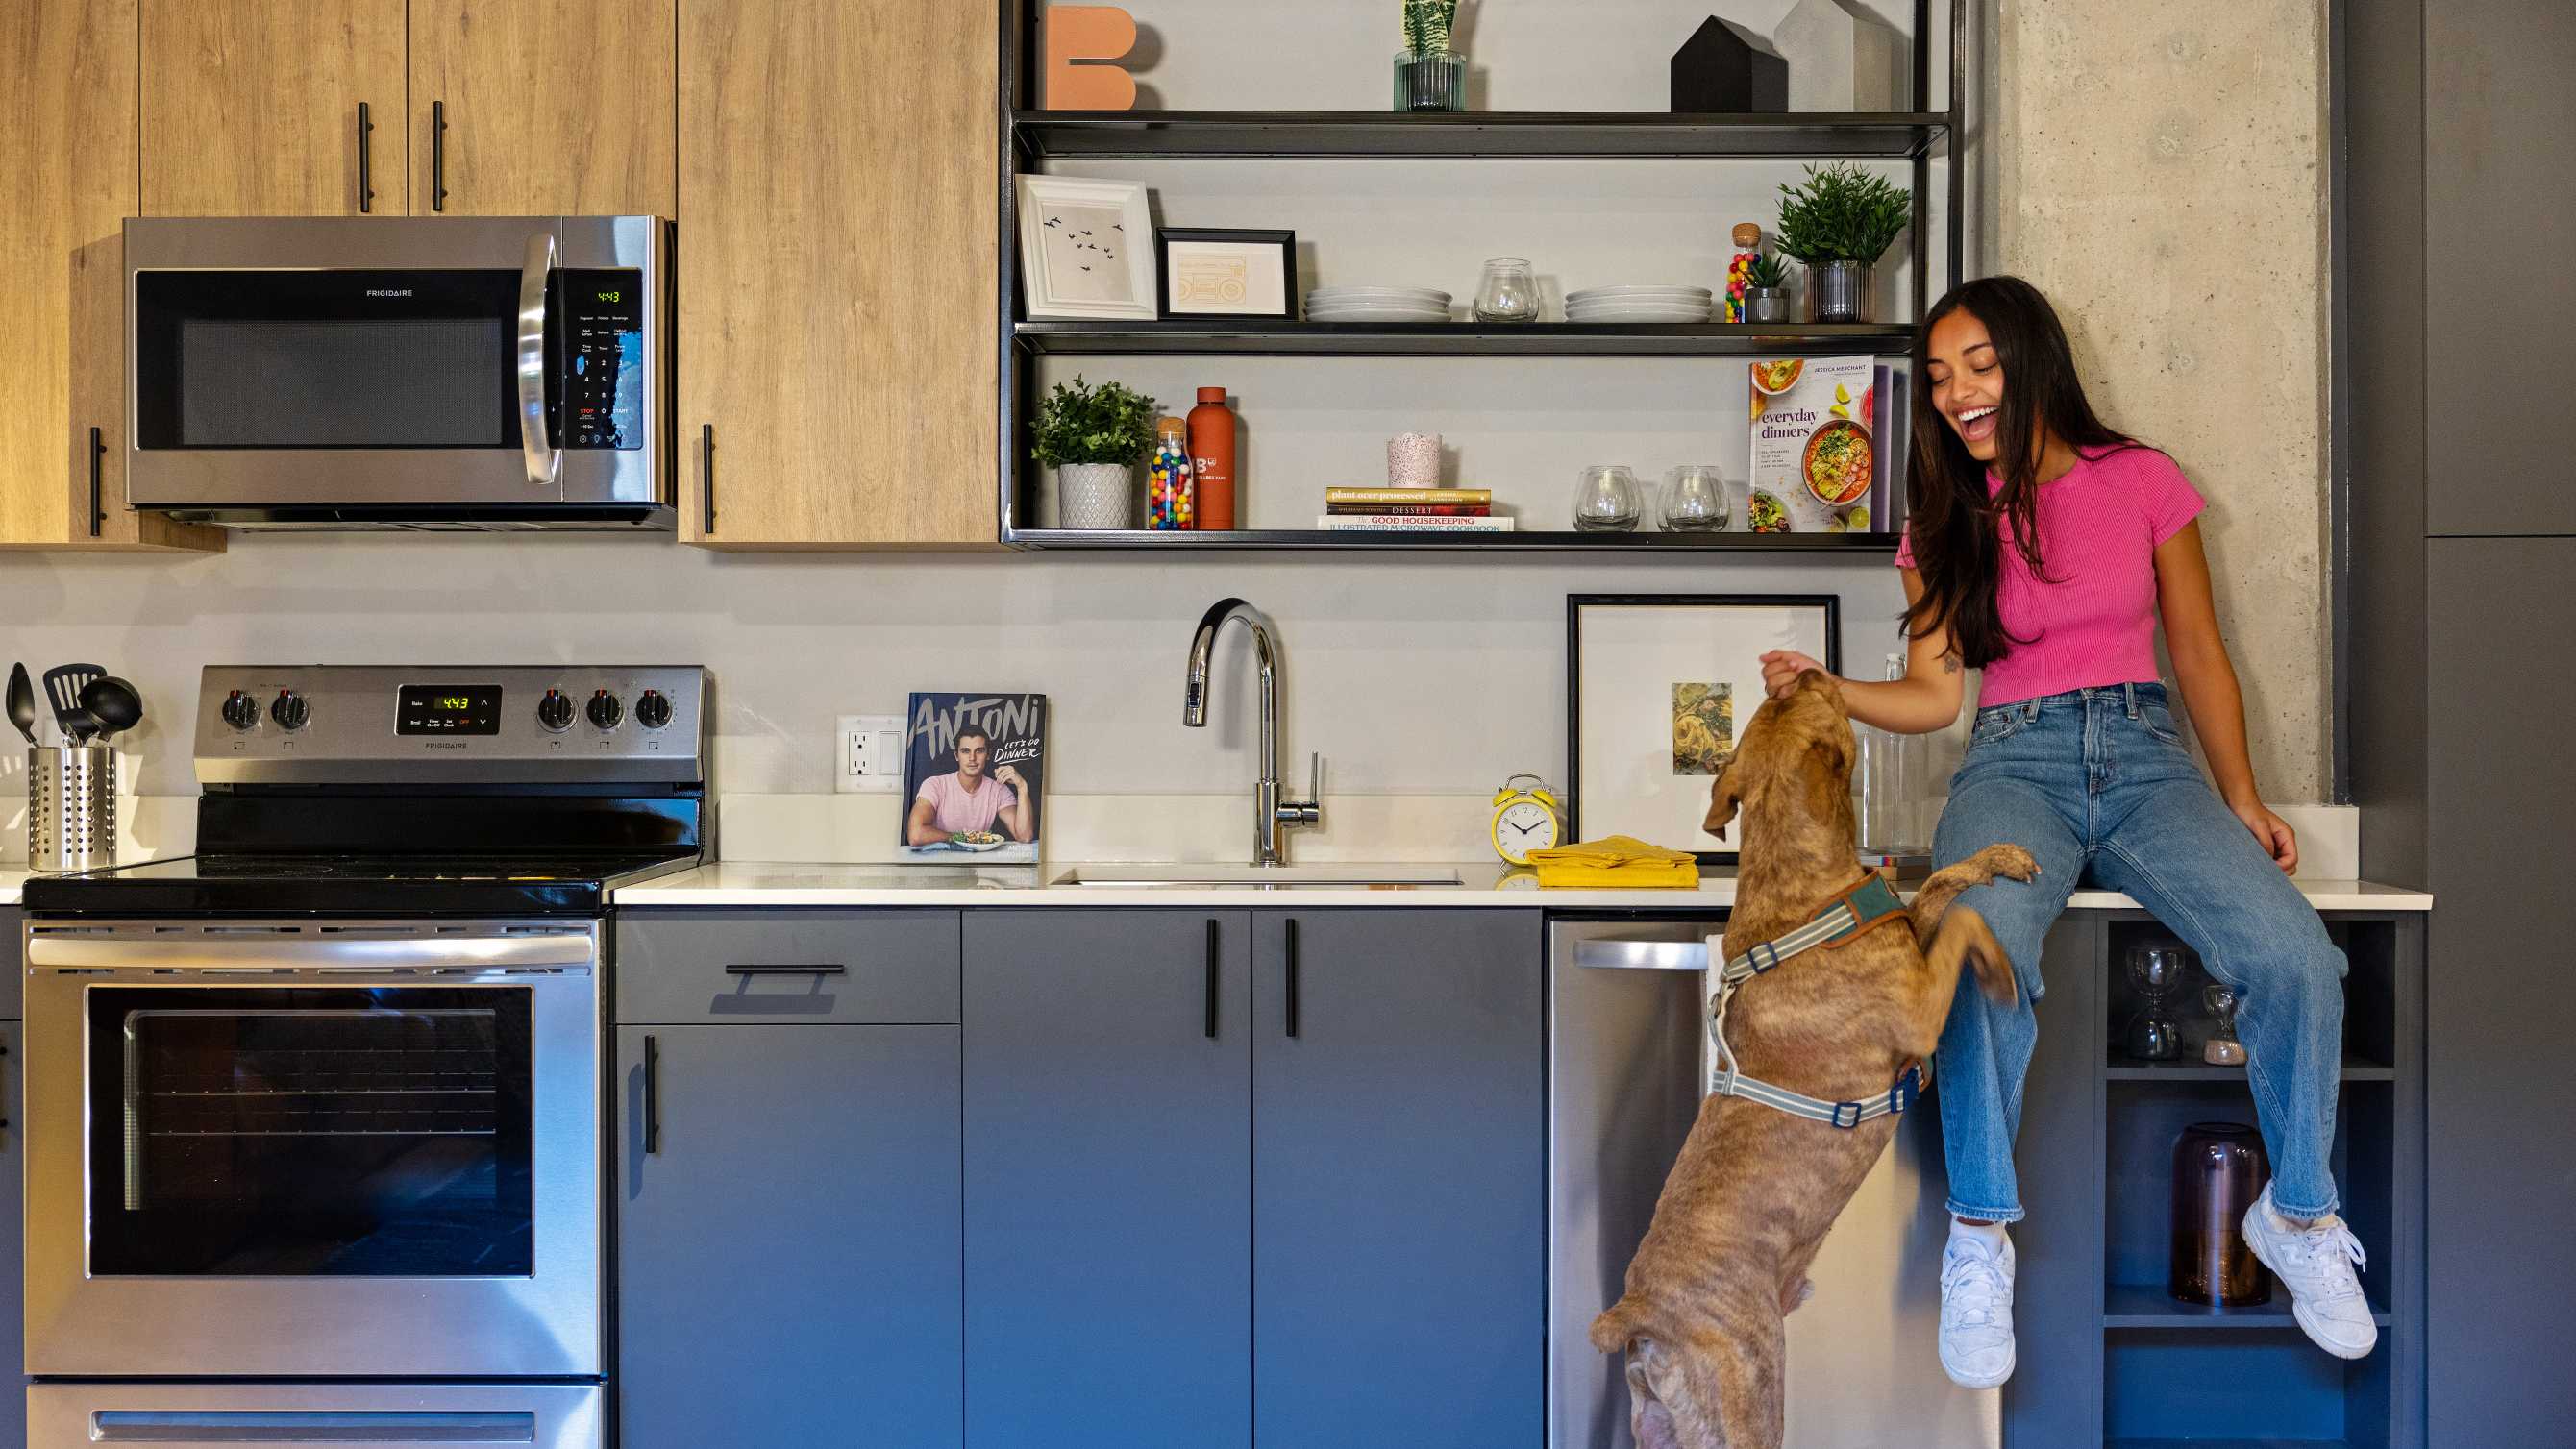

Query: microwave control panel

[556,268,646,450]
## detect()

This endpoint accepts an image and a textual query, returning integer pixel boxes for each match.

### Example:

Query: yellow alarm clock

[1490,774,1566,866]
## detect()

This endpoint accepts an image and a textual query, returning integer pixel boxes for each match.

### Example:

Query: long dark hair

[1898,276,2138,667]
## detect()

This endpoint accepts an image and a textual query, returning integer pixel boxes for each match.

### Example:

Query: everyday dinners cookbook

[1746,355,1878,533]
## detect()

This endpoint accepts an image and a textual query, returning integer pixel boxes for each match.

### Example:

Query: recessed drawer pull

[724,963,847,976]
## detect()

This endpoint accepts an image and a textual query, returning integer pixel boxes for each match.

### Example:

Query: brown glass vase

[2170,1120,2271,1306]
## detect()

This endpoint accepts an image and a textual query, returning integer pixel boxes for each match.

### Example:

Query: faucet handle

[1277,751,1324,833]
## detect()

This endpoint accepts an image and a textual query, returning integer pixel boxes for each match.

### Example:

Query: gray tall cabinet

[2346,0,2575,1442]
[0,911,20,1449]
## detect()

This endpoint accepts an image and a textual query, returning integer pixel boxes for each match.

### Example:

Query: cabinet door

[2425,2,2574,535]
[2425,538,2576,1441]
[0,0,215,553]
[409,0,675,217]
[1251,910,1545,1449]
[677,0,997,547]
[963,911,1251,1449]
[140,0,407,216]
[615,1025,961,1449]
[0,1019,22,1449]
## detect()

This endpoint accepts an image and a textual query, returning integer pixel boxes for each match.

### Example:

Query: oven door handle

[25,934,594,973]
[516,229,563,488]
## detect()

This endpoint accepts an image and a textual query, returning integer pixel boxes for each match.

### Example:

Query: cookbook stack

[1319,487,1513,532]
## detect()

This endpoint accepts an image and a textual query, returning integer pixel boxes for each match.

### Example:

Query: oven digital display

[397,684,503,735]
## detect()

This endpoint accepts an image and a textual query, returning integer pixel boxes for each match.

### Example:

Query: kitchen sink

[1050,865,1467,889]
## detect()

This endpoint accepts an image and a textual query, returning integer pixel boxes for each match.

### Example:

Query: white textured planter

[1058,463,1135,529]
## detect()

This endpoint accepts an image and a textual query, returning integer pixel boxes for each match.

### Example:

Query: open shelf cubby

[996,0,1966,551]
[2007,909,2423,1448]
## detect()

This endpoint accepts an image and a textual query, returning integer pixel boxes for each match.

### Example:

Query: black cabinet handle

[431,100,447,211]
[725,963,847,976]
[642,1033,660,1155]
[1203,919,1220,1039]
[87,426,105,536]
[700,423,716,534]
[356,101,374,213]
[1284,918,1300,1038]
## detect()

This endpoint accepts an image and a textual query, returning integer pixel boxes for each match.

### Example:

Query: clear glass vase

[1394,51,1466,112]
[1854,653,1928,853]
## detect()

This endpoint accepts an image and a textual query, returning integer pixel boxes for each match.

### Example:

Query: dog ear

[1700,753,1744,840]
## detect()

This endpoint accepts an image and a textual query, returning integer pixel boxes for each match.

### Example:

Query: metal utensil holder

[28,744,117,872]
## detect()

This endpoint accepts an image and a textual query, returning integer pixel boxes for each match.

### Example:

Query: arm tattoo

[1942,654,1961,675]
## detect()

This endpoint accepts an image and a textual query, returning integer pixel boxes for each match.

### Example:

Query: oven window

[132,270,520,450]
[87,987,534,1277]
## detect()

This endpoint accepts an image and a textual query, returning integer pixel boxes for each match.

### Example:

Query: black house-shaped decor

[1671,16,1788,112]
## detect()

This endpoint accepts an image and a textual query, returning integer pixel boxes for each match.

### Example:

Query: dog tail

[1924,905,2016,1004]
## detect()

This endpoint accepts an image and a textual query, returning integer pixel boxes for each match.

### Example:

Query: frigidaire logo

[364,288,413,298]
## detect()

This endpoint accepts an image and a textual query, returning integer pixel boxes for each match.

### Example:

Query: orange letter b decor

[1043,5,1138,111]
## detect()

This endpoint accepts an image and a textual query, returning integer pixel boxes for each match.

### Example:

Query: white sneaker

[1939,1223,2017,1388]
[2241,1184,2377,1360]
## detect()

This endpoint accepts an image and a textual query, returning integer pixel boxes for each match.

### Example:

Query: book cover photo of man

[900,692,1046,864]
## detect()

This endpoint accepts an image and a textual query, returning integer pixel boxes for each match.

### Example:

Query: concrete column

[1986,0,2333,801]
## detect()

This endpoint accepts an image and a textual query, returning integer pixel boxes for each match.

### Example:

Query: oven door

[24,921,604,1378]
[124,215,665,524]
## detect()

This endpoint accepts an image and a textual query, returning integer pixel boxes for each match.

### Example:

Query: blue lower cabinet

[1251,910,1545,1449]
[963,911,1254,1449]
[614,1023,961,1448]
[961,907,1546,1449]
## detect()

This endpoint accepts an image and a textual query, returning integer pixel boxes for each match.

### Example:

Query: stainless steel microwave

[125,215,670,530]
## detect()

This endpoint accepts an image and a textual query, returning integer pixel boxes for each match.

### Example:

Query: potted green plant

[1396,0,1466,112]
[1742,251,1793,324]
[1032,376,1159,529]
[1773,162,1914,323]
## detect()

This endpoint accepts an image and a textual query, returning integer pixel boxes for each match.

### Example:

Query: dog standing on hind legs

[1588,670,2037,1449]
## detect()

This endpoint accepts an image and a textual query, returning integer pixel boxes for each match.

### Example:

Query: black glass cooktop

[21,850,702,918]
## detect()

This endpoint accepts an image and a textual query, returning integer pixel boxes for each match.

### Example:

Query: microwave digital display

[396,684,504,735]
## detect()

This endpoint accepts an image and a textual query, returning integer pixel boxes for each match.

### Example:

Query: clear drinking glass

[2124,943,2192,1061]
[1474,258,1540,324]
[1660,466,1731,531]
[1572,465,1641,531]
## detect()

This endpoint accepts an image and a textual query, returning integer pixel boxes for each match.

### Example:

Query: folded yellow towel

[1524,835,1702,890]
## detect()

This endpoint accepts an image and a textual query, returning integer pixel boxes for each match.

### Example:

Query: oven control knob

[634,689,672,730]
[586,689,623,730]
[536,689,576,732]
[221,690,260,731]
[269,689,309,731]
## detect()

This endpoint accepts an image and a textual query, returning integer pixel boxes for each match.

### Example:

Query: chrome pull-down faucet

[1183,597,1322,867]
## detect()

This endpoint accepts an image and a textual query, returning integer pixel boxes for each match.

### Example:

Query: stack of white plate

[1305,286,1452,323]
[1566,285,1714,324]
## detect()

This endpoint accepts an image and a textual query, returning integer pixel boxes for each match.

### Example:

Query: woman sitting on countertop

[1755,275,2372,1388]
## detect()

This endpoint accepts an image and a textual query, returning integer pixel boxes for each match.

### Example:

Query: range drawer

[615,909,960,1024]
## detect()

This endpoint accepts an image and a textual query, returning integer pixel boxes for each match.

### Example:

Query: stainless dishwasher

[1548,919,1998,1449]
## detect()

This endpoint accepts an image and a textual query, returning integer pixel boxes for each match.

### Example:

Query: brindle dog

[1590,670,2038,1449]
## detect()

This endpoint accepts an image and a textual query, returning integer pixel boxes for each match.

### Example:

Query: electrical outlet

[836,714,905,794]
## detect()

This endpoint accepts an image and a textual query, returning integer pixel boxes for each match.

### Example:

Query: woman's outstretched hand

[2231,798,2300,874]
[1757,650,1833,699]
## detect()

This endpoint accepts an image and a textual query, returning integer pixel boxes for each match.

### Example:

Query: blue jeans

[1931,682,2347,1221]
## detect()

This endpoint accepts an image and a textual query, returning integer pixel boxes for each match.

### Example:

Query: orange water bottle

[1188,386,1237,530]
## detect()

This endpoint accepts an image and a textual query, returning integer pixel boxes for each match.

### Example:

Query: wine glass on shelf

[2124,942,2191,1061]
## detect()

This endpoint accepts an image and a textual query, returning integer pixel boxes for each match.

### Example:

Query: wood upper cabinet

[0,0,216,553]
[409,0,677,217]
[140,0,407,216]
[678,0,999,548]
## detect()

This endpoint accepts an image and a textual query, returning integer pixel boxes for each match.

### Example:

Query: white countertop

[613,861,2433,912]
[0,870,28,907]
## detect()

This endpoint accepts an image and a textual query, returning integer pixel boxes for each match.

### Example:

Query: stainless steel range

[18,665,707,1448]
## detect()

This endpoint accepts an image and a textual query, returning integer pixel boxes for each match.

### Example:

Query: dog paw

[1986,844,2040,882]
